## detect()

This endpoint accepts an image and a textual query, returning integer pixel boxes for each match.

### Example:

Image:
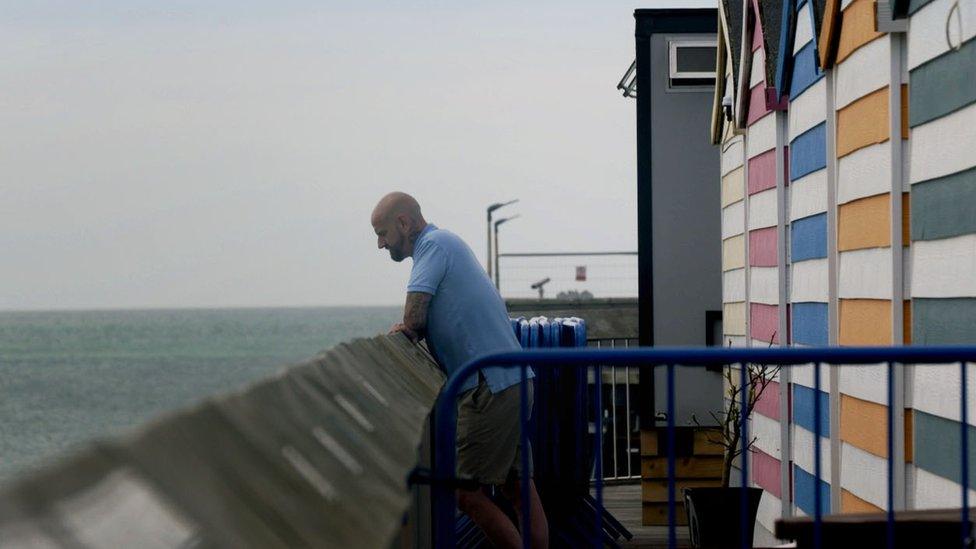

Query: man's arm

[391,292,432,342]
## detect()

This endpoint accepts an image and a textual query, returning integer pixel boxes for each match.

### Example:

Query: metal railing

[430,345,976,549]
[588,337,640,482]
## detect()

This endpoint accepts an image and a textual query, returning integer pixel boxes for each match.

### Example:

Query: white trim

[839,363,889,405]
[722,200,746,239]
[724,268,747,302]
[748,188,778,230]
[839,247,894,299]
[750,266,780,305]
[913,467,976,509]
[907,0,976,70]
[839,442,888,509]
[790,169,828,220]
[752,412,783,459]
[838,144,891,204]
[788,78,827,141]
[793,426,833,480]
[909,364,976,424]
[723,137,746,175]
[669,38,719,80]
[794,3,814,55]
[835,36,890,110]
[790,360,833,390]
[840,0,855,10]
[747,112,777,158]
[750,48,766,88]
[791,258,830,302]
[910,102,976,184]
[911,234,976,298]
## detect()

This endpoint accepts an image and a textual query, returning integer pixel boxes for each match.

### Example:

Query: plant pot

[684,487,763,549]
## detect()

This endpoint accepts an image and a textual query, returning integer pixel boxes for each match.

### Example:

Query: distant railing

[431,346,976,549]
[588,337,640,482]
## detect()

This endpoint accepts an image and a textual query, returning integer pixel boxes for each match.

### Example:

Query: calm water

[0,306,400,482]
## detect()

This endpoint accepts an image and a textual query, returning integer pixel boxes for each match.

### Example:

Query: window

[668,38,717,89]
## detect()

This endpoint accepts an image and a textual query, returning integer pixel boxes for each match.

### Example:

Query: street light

[486,200,518,279]
[493,214,520,290]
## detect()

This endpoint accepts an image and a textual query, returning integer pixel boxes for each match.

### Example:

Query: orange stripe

[839,395,914,460]
[903,300,912,345]
[838,194,891,251]
[901,192,910,247]
[901,84,910,139]
[819,0,842,68]
[841,489,883,513]
[837,87,890,158]
[836,0,884,64]
[723,235,745,271]
[839,299,892,345]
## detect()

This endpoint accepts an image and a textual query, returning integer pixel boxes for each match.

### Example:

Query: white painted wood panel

[794,3,814,55]
[910,103,976,184]
[791,258,829,302]
[789,360,832,390]
[911,234,976,298]
[913,467,976,509]
[748,188,778,230]
[840,442,888,509]
[747,112,778,158]
[839,248,893,299]
[839,363,889,405]
[789,78,827,140]
[724,268,746,302]
[835,36,890,110]
[790,169,828,220]
[838,143,891,204]
[907,0,976,70]
[909,363,976,423]
[750,266,780,305]
[725,335,748,347]
[756,493,782,536]
[793,425,832,480]
[752,412,783,459]
[750,48,766,88]
[723,136,745,175]
[722,200,746,239]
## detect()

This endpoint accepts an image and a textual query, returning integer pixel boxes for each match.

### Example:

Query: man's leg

[457,487,522,549]
[502,478,549,549]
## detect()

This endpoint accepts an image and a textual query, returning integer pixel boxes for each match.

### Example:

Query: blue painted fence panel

[794,384,830,437]
[794,464,831,516]
[792,302,828,346]
[791,213,828,261]
[789,122,827,181]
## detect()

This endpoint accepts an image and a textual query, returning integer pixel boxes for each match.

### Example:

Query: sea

[0,306,401,483]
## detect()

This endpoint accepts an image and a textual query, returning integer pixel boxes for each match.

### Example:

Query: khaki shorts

[456,376,534,486]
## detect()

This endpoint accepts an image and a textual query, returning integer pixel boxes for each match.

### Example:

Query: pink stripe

[754,380,781,420]
[748,148,777,194]
[748,227,777,266]
[750,303,780,344]
[752,448,781,498]
[747,85,771,125]
[751,5,764,52]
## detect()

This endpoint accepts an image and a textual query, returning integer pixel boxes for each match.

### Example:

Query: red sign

[575,266,586,281]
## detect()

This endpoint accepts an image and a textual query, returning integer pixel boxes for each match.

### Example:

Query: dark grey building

[632,9,723,427]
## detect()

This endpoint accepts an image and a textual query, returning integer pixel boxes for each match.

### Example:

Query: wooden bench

[775,508,975,548]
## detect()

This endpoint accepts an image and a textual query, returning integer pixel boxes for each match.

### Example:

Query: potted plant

[684,338,780,549]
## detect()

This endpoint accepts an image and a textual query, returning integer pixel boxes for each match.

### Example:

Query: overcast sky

[1,1,713,311]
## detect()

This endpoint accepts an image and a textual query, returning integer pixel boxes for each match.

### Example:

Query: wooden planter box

[640,427,725,525]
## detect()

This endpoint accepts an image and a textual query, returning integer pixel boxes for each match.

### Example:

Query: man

[371,192,548,549]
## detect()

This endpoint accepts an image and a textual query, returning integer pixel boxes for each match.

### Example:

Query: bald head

[371,192,428,262]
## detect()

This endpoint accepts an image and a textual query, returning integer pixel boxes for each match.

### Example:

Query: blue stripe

[793,384,830,437]
[792,302,828,346]
[797,0,808,9]
[775,0,797,100]
[789,122,827,180]
[790,41,823,98]
[794,464,831,515]
[791,213,828,261]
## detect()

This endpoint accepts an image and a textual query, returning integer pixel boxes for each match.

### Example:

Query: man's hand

[389,322,420,343]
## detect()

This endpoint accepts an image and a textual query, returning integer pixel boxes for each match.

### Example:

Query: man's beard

[390,248,405,262]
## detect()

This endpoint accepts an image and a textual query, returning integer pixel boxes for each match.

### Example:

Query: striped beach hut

[895,0,976,509]
[818,0,913,513]
[733,0,790,533]
[774,0,833,518]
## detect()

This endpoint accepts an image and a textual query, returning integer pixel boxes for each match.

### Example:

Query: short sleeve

[408,240,449,295]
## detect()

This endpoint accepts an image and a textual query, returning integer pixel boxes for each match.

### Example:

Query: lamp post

[486,200,518,279]
[493,214,520,290]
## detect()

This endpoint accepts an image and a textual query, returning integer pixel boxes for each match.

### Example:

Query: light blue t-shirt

[408,224,533,394]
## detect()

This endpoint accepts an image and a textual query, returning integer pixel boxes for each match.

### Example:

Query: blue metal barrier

[431,346,976,549]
